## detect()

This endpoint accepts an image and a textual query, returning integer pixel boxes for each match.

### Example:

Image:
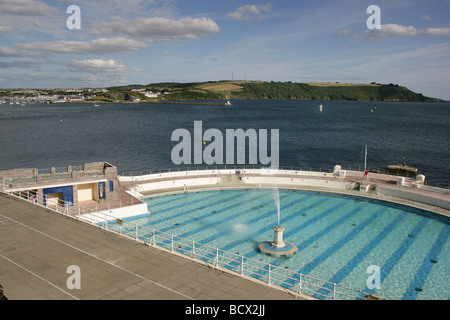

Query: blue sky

[0,0,449,99]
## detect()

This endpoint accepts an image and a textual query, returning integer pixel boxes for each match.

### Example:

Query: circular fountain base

[258,241,298,258]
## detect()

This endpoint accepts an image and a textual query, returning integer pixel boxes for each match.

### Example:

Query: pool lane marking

[219,195,328,252]
[199,193,304,247]
[0,213,194,300]
[0,253,79,300]
[147,190,227,215]
[174,191,272,238]
[108,190,267,239]
[218,197,344,275]
[145,190,247,230]
[316,211,405,297]
[361,217,429,298]
[242,201,365,283]
[297,206,386,276]
[110,191,244,235]
[233,197,348,257]
[146,190,235,222]
[215,195,329,275]
[401,225,449,300]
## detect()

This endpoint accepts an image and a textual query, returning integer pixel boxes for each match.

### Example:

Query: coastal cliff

[107,81,443,102]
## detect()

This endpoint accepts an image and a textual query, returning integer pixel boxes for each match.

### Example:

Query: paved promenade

[0,193,298,300]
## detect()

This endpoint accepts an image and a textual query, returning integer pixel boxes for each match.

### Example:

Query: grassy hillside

[106,81,442,102]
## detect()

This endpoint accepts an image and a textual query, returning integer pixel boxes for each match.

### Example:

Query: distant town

[0,87,172,105]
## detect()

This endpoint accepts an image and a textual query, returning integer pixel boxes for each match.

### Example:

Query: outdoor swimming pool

[108,189,450,300]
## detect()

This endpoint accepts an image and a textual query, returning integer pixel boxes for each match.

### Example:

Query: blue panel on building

[98,182,106,200]
[43,186,73,206]
[109,180,114,192]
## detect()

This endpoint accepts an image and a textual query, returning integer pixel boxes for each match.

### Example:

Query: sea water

[0,100,449,184]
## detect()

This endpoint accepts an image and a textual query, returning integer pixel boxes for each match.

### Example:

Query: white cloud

[88,16,220,42]
[225,2,272,21]
[17,38,148,55]
[338,24,450,40]
[66,59,129,74]
[0,0,60,16]
[375,24,419,37]
[0,45,46,57]
[370,24,450,38]
[423,27,450,36]
[64,59,138,87]
[336,29,352,37]
[76,0,179,20]
[0,22,13,33]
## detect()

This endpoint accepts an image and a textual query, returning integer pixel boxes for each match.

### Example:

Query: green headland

[105,81,443,103]
[1,81,444,103]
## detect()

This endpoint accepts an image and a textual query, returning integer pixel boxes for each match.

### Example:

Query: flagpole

[364,146,368,172]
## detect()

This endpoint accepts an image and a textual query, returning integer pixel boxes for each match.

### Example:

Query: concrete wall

[378,186,450,210]
[127,170,348,194]
[78,183,96,202]
[0,168,37,179]
[120,169,228,183]
[139,177,220,192]
[81,202,149,223]
[120,168,334,184]
[243,175,349,190]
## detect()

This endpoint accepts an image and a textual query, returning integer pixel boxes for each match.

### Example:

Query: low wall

[243,175,349,190]
[119,169,450,215]
[81,202,149,223]
[122,169,346,195]
[119,168,336,183]
[377,186,450,210]
[119,169,224,183]
[138,177,220,193]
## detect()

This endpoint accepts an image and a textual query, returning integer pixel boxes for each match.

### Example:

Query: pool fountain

[258,189,298,258]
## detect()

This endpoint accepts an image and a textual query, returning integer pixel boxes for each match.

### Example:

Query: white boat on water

[319,104,323,112]
[94,104,100,107]
[225,100,232,106]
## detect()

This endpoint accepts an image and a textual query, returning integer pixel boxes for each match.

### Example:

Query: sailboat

[225,100,232,106]
[319,104,323,113]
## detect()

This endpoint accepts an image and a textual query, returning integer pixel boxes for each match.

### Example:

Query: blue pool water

[112,189,450,300]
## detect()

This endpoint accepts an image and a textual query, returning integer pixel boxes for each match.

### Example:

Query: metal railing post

[215,249,219,268]
[297,274,302,298]
[333,283,336,300]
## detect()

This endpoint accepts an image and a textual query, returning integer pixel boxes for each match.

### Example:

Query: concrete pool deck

[0,193,299,300]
